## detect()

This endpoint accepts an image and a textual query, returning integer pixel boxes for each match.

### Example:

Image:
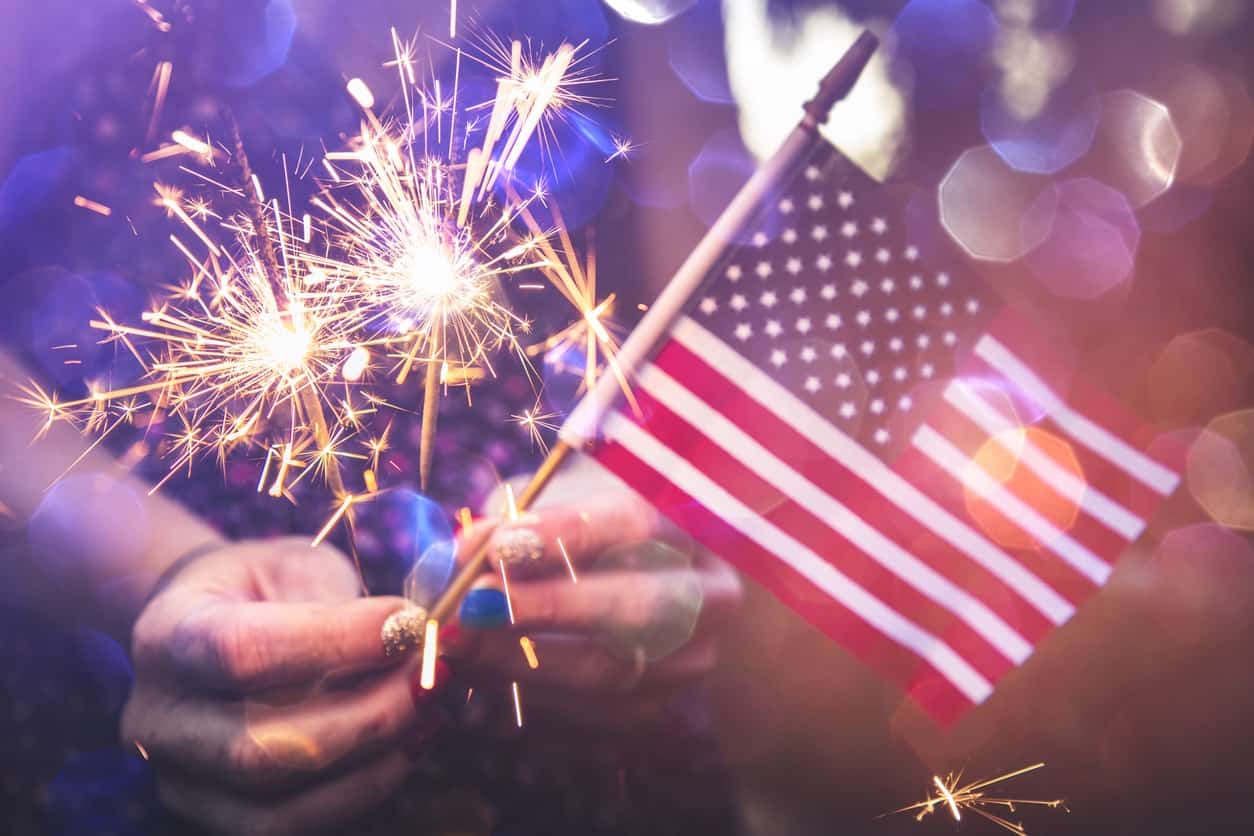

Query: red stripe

[621,383,1017,685]
[895,445,1104,606]
[652,338,1059,640]
[593,438,976,726]
[923,395,1131,560]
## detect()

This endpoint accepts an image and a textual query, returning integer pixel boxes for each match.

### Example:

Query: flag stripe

[635,361,1035,664]
[620,386,1018,683]
[667,316,1077,624]
[972,336,1179,496]
[593,438,978,725]
[911,424,1113,585]
[599,410,997,706]
[941,381,1146,541]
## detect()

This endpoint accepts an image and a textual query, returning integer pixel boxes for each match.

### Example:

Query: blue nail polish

[459,588,510,629]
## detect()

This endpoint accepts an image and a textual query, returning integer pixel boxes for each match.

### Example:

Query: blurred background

[1,0,1252,833]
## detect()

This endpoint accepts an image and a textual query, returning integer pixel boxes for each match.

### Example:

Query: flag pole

[424,32,879,627]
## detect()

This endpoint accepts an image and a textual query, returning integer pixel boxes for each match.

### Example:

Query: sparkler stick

[419,330,441,492]
[423,31,879,629]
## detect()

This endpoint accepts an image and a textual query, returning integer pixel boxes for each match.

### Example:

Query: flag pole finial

[803,30,879,128]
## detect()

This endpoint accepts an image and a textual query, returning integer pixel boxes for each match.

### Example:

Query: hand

[446,455,744,730]
[122,538,437,836]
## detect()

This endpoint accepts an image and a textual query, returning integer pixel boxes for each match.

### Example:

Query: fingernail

[381,605,428,658]
[490,526,544,573]
[439,623,470,659]
[458,587,510,629]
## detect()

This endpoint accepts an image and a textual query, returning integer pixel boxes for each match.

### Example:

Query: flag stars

[937,272,951,287]
[790,287,807,304]
[734,323,753,341]
[837,191,854,209]
[726,264,743,282]
[856,310,872,327]
[765,320,783,338]
[760,290,778,308]
[812,225,829,242]
[851,279,869,297]
[839,402,857,419]
[841,221,858,238]
[913,304,927,320]
[699,297,719,315]
[880,278,896,294]
[756,261,773,279]
[804,376,821,393]
[898,395,913,411]
[888,336,904,352]
[831,343,848,359]
[909,274,924,290]
[825,313,842,330]
[778,197,795,214]
[893,366,908,382]
[808,194,824,211]
[782,228,799,244]
[770,349,787,368]
[835,372,852,389]
[796,317,812,334]
[916,334,931,349]
[845,250,863,268]
[730,293,748,311]
[866,369,881,385]
[943,330,957,346]
[816,254,834,271]
[820,283,837,300]
[904,245,920,261]
[885,308,900,324]
[786,257,803,275]
[920,362,936,378]
[752,231,769,247]
[800,346,817,363]
[870,399,885,415]
[870,217,888,235]
[966,298,981,314]
[940,302,954,317]
[875,248,892,264]
[874,428,891,445]
[805,165,822,182]
[860,340,875,356]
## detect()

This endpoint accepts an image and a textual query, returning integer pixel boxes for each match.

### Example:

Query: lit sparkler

[884,763,1066,835]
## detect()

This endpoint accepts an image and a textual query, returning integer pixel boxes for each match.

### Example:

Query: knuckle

[226,733,273,779]
[210,621,266,685]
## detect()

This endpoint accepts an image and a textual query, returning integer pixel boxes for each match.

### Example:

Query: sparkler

[883,763,1066,835]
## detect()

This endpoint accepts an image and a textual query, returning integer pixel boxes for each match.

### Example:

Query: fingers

[138,595,411,690]
[472,493,674,577]
[457,632,721,696]
[464,564,742,635]
[125,663,422,794]
[155,748,411,836]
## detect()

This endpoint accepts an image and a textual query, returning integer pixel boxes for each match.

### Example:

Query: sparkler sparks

[884,763,1066,836]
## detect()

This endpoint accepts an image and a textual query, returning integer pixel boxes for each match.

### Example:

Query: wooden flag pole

[424,31,879,628]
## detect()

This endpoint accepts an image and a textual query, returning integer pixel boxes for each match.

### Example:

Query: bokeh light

[1146,329,1254,427]
[1187,410,1254,531]
[603,0,698,25]
[1152,0,1248,36]
[217,0,297,88]
[724,0,906,181]
[938,144,1050,262]
[591,539,703,662]
[665,0,734,105]
[990,24,1075,122]
[963,427,1085,551]
[1022,177,1141,299]
[687,128,761,241]
[1086,90,1182,208]
[892,0,1000,111]
[27,474,150,584]
[980,76,1096,174]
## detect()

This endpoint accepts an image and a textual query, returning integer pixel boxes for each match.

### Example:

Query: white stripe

[973,336,1178,496]
[670,316,1075,625]
[639,363,1033,665]
[943,382,1146,541]
[603,412,995,705]
[912,425,1112,585]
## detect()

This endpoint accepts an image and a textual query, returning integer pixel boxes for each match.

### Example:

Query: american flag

[589,142,1181,724]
